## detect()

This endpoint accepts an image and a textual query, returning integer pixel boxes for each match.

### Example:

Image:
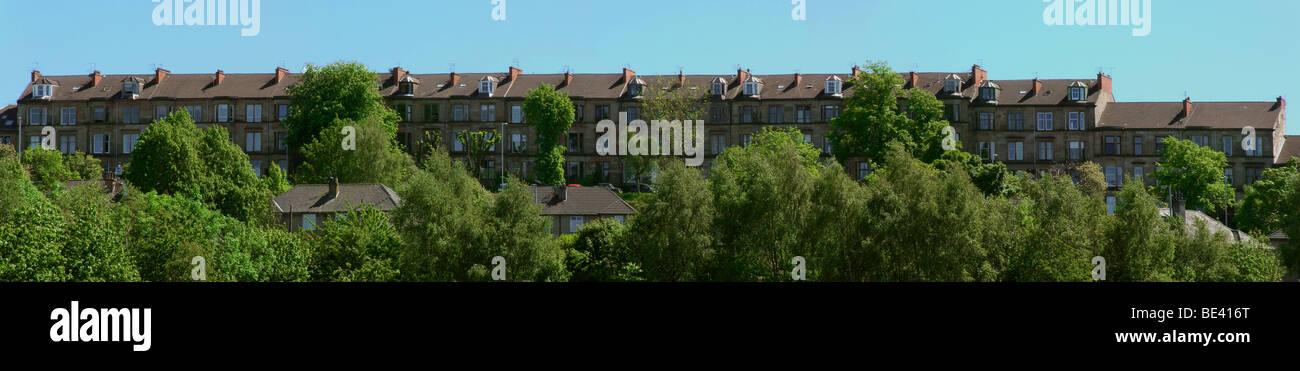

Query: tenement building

[9,65,1299,193]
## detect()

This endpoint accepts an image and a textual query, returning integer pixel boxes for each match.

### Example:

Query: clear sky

[3,0,1297,134]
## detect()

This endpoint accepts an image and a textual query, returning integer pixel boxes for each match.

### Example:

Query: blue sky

[3,0,1297,134]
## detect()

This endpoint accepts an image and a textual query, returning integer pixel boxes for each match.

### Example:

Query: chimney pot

[851,65,862,77]
[558,186,568,201]
[91,71,103,87]
[508,66,522,82]
[1182,97,1192,117]
[1031,78,1043,95]
[155,68,170,84]
[736,68,749,85]
[794,73,802,86]
[31,70,41,83]
[450,72,462,86]
[215,70,226,85]
[908,72,919,88]
[971,65,987,89]
[329,177,340,199]
[563,70,573,86]
[1096,72,1112,94]
[678,70,686,87]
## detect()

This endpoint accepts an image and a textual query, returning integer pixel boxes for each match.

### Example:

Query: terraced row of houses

[3,64,1298,193]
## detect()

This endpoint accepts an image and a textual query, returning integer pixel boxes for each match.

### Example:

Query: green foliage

[1105,178,1175,281]
[1002,174,1107,282]
[1236,159,1298,235]
[0,158,70,282]
[283,61,399,154]
[1154,136,1232,213]
[295,115,415,186]
[264,162,292,196]
[801,162,873,281]
[51,185,139,282]
[566,218,642,282]
[307,206,402,282]
[456,129,502,181]
[829,60,948,165]
[21,147,76,192]
[933,150,1016,197]
[524,84,575,185]
[1075,162,1107,198]
[628,160,714,281]
[65,152,102,180]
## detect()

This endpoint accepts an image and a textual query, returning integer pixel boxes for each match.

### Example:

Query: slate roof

[531,186,637,216]
[272,183,401,214]
[1098,101,1284,130]
[1277,136,1300,165]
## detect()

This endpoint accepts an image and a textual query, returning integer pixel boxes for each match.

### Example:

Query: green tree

[307,205,402,282]
[20,146,76,192]
[264,162,292,196]
[1236,159,1298,235]
[294,115,414,186]
[1154,136,1232,213]
[566,218,643,282]
[123,110,207,198]
[628,160,714,281]
[283,61,399,159]
[801,161,874,281]
[829,61,949,165]
[487,177,569,282]
[1002,174,1108,282]
[1075,162,1107,198]
[52,184,140,281]
[198,125,274,223]
[65,152,102,180]
[628,76,709,188]
[1105,177,1175,281]
[456,129,502,183]
[523,84,575,186]
[709,127,819,281]
[0,148,70,282]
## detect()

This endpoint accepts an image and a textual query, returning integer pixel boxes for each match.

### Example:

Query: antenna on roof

[449,63,456,73]
[512,58,520,68]
[977,59,985,67]
[88,63,97,74]
[561,65,570,74]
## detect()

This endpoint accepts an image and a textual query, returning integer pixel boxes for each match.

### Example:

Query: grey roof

[1278,136,1300,165]
[1098,101,1283,130]
[982,78,1103,105]
[273,183,401,214]
[531,186,637,216]
[1159,208,1252,243]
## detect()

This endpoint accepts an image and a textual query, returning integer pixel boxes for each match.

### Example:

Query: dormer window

[743,77,761,96]
[944,74,962,95]
[711,77,727,96]
[1068,82,1088,101]
[978,80,1000,102]
[479,76,497,96]
[32,84,53,98]
[825,76,843,95]
[398,75,420,96]
[121,77,143,98]
[628,77,646,97]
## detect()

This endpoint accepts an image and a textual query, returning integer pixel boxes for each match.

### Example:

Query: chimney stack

[90,71,103,87]
[908,71,919,88]
[275,67,290,84]
[1276,96,1286,111]
[557,186,568,202]
[508,66,522,82]
[1172,192,1186,219]
[851,65,862,77]
[154,68,171,84]
[1031,78,1043,96]
[563,70,573,86]
[31,70,41,83]
[215,70,226,85]
[328,177,340,200]
[1096,72,1112,95]
[391,67,408,85]
[1182,97,1192,117]
[736,68,749,84]
[622,68,637,84]
[450,72,462,86]
[794,73,803,86]
[971,65,987,89]
[678,70,686,87]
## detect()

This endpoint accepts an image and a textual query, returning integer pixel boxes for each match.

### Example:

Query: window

[186,105,202,121]
[822,105,840,121]
[710,107,725,123]
[29,107,46,125]
[511,105,523,123]
[1070,86,1087,101]
[1191,135,1208,147]
[58,135,76,154]
[480,104,496,122]
[1247,137,1268,157]
[1008,112,1024,131]
[947,104,960,121]
[511,133,528,153]
[567,133,583,154]
[1104,136,1120,155]
[399,82,414,95]
[742,134,752,147]
[302,214,317,231]
[424,104,440,122]
[1246,168,1264,184]
[712,82,725,96]
[245,132,262,153]
[1036,112,1053,131]
[979,142,996,162]
[978,112,993,130]
[395,104,411,122]
[825,78,842,95]
[803,134,813,144]
[123,81,140,96]
[1106,196,1117,216]
[155,105,169,120]
[741,106,755,123]
[453,104,467,121]
[980,87,997,101]
[122,107,140,124]
[1068,141,1085,160]
[595,105,611,121]
[92,134,110,154]
[614,215,626,224]
[479,80,494,96]
[944,79,961,94]
[1007,142,1024,161]
[278,160,288,174]
[1133,166,1144,181]
[1068,112,1084,130]
[1224,168,1234,185]
[122,134,139,154]
[93,107,107,122]
[1104,167,1122,188]
[569,216,585,234]
[250,160,263,177]
[217,104,231,122]
[33,84,53,98]
[823,137,833,154]
[796,106,812,123]
[710,134,726,155]
[596,162,610,179]
[566,160,585,179]
[276,132,288,151]
[454,131,465,152]
[623,107,639,122]
[60,107,76,125]
[1134,137,1144,155]
[278,104,289,121]
[1037,141,1054,160]
[743,81,759,96]
[573,104,584,123]
[28,136,41,150]
[244,104,262,123]
[769,106,784,124]
[1222,136,1234,156]
[857,162,871,180]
